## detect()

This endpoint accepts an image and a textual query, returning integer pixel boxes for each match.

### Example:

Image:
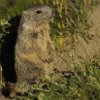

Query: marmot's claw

[42,56,53,63]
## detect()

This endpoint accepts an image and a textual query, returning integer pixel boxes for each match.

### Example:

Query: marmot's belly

[36,38,47,51]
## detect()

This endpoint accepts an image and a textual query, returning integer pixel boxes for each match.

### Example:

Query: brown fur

[14,5,55,94]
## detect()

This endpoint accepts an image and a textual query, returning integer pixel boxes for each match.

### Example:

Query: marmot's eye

[36,10,42,14]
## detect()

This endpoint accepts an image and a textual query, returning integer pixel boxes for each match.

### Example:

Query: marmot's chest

[22,34,48,52]
[34,36,48,51]
[16,34,48,53]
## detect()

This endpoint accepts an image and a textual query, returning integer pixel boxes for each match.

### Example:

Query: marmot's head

[20,5,54,30]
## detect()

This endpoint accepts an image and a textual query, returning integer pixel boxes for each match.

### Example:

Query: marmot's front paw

[40,55,53,63]
[2,82,15,98]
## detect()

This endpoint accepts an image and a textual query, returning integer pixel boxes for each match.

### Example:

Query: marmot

[14,5,55,94]
[2,5,67,98]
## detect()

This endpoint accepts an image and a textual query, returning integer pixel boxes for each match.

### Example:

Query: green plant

[15,58,100,100]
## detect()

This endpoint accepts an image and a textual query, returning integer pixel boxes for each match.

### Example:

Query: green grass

[16,58,100,100]
[1,56,100,99]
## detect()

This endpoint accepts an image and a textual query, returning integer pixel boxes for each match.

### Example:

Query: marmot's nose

[52,10,56,17]
[50,10,55,19]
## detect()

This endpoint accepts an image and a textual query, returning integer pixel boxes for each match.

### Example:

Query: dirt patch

[89,5,100,35]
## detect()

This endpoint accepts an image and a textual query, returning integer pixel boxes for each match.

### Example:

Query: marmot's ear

[22,11,29,17]
[22,11,27,14]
